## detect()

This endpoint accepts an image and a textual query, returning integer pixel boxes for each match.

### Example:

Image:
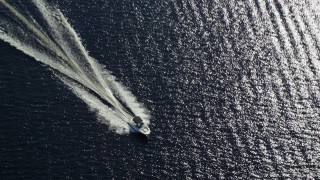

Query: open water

[1,0,320,179]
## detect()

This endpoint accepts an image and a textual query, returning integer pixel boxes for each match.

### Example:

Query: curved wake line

[0,0,150,134]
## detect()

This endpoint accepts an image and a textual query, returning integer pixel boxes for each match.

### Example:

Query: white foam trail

[0,0,150,133]
[33,0,150,121]
[32,1,123,113]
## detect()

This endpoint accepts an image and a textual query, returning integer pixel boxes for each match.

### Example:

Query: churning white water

[0,0,150,134]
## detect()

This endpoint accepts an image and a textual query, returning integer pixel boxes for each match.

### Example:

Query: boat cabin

[133,116,144,127]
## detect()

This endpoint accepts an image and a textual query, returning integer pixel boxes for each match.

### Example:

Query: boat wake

[0,0,150,134]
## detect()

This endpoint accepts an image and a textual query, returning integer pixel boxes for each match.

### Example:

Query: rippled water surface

[1,0,320,178]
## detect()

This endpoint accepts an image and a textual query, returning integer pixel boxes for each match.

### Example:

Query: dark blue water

[1,0,320,178]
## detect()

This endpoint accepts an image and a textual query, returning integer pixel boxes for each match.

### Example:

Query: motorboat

[128,116,151,137]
